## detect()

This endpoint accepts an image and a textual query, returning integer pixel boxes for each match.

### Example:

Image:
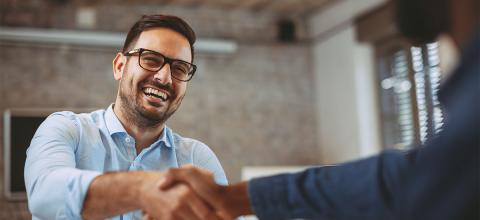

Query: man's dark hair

[122,14,196,62]
[395,0,450,45]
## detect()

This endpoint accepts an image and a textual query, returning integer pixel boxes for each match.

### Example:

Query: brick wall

[0,0,319,218]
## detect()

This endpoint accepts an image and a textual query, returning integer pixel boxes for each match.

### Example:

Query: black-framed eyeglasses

[123,48,196,82]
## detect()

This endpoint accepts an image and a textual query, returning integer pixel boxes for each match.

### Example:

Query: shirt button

[125,137,131,143]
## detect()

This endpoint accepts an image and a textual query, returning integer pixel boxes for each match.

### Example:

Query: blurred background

[0,0,458,218]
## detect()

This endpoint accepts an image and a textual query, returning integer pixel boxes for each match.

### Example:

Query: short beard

[117,68,184,128]
[395,0,450,45]
[119,85,163,128]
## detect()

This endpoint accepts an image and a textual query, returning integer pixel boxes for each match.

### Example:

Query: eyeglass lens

[139,50,193,81]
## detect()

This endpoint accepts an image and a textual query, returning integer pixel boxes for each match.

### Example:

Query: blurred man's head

[395,0,451,45]
[395,0,479,47]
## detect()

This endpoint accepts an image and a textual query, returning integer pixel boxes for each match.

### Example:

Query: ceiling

[169,0,334,14]
[84,0,336,16]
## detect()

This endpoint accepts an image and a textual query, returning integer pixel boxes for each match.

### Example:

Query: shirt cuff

[248,174,291,220]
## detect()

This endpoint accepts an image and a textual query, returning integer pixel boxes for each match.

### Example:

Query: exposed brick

[0,1,319,218]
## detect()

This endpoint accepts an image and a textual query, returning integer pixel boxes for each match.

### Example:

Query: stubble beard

[117,69,184,128]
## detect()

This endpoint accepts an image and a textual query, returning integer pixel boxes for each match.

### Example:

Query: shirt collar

[156,126,174,148]
[105,104,126,135]
[105,104,174,148]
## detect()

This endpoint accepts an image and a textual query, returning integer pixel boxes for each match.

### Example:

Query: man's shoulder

[169,130,209,148]
[167,129,216,158]
[168,129,223,172]
[46,108,106,129]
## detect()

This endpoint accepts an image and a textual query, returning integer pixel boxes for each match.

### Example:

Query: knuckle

[185,165,195,173]
[171,200,183,211]
[177,184,188,193]
[165,213,175,220]
[201,210,213,219]
[206,171,214,178]
[167,167,178,175]
[176,185,192,199]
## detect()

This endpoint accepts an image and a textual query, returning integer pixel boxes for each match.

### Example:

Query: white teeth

[144,87,167,100]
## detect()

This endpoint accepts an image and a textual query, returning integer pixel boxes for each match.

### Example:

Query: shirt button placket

[124,136,135,164]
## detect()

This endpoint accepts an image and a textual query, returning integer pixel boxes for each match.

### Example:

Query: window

[377,39,444,150]
[355,2,445,150]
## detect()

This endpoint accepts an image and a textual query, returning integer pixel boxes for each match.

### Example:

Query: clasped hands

[139,165,251,220]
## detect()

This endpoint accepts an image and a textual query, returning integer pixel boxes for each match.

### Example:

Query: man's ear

[113,52,126,80]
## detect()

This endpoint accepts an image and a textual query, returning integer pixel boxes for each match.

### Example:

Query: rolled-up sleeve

[24,113,102,220]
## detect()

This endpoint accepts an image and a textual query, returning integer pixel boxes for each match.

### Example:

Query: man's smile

[143,87,169,101]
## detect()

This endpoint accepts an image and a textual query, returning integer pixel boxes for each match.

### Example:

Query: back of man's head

[395,0,450,44]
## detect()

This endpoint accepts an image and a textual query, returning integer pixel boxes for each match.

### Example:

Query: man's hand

[158,165,253,219]
[82,171,222,220]
[139,172,222,220]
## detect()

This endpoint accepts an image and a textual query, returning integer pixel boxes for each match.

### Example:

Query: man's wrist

[137,172,164,207]
[224,181,253,217]
[82,171,163,219]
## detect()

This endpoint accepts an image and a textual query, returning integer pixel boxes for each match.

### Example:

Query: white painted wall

[353,40,382,158]
[308,0,385,164]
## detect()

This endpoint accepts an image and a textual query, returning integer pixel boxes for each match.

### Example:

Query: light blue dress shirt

[24,105,228,220]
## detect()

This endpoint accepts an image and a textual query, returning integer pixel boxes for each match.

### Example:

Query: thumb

[157,170,178,189]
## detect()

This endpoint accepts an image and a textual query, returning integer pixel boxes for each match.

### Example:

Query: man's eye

[174,65,189,74]
[142,55,163,65]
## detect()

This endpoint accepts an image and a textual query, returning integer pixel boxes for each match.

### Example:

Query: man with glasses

[25,15,226,220]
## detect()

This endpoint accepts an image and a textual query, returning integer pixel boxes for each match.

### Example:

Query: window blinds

[380,42,444,149]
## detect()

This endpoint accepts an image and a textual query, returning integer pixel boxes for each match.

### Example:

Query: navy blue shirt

[248,31,479,220]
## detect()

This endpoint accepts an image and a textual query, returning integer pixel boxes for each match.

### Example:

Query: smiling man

[24,15,226,220]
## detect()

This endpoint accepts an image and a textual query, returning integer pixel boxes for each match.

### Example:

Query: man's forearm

[81,171,162,220]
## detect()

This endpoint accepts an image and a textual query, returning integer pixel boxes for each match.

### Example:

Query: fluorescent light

[195,38,237,54]
[0,27,237,54]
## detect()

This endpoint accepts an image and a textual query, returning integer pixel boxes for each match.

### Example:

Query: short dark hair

[394,0,450,45]
[122,14,196,62]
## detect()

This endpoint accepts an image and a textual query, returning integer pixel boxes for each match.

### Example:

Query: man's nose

[153,63,173,84]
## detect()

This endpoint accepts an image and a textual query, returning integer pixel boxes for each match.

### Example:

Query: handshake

[140,165,252,220]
